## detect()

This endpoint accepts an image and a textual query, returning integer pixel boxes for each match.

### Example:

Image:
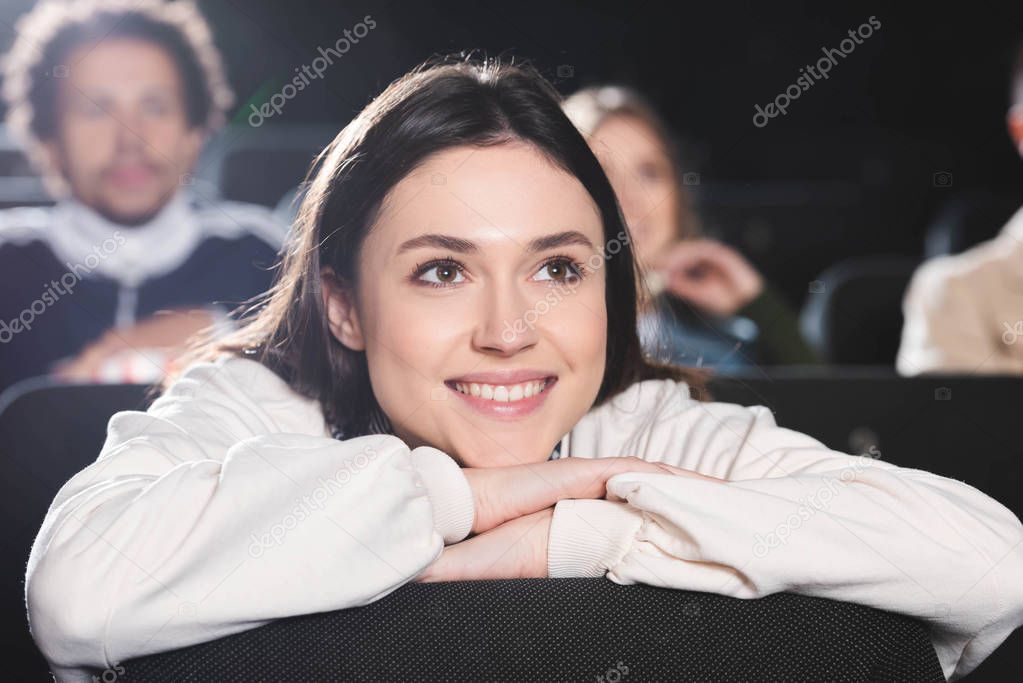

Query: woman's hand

[416,508,554,582]
[654,239,764,316]
[461,457,720,535]
[418,460,723,582]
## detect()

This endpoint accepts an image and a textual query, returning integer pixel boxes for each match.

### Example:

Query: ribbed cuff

[548,499,644,578]
[410,446,475,544]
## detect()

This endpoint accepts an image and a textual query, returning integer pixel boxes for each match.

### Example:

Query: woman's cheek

[554,285,606,358]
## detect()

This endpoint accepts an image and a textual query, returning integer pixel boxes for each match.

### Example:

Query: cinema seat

[117,578,944,682]
[707,370,1023,680]
[923,189,1022,258]
[0,378,154,681]
[4,374,1019,680]
[798,256,919,365]
[201,124,336,208]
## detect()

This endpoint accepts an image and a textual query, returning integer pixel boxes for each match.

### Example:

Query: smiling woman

[183,56,701,464]
[23,56,1023,683]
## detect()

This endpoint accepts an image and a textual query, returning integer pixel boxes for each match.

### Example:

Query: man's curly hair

[2,0,234,183]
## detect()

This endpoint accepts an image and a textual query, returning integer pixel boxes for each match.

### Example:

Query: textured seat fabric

[118,578,944,682]
[0,380,154,680]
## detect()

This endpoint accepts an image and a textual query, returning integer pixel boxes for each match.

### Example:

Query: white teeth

[451,378,550,402]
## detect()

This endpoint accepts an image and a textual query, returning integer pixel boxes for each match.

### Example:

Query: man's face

[45,37,204,225]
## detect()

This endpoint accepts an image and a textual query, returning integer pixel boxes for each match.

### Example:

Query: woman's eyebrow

[396,230,595,255]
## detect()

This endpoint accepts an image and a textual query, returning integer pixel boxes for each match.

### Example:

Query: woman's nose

[471,280,541,355]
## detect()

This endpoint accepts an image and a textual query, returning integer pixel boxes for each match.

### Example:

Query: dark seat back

[799,256,918,365]
[120,578,944,682]
[0,379,152,679]
[708,372,1023,517]
[924,190,1022,258]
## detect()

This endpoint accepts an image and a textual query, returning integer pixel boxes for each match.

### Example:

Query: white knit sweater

[25,355,1023,681]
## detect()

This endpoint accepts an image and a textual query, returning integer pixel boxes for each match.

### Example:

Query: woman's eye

[418,262,466,286]
[534,258,582,283]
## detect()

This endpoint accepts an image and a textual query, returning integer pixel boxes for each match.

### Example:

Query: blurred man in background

[0,0,284,392]
[898,42,1023,375]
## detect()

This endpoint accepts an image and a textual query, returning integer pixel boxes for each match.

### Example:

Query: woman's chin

[448,442,556,468]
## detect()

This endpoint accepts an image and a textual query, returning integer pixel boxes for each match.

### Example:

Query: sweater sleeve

[549,383,1023,681]
[896,256,1023,375]
[25,357,474,682]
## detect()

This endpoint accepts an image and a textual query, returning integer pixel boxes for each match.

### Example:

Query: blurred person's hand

[654,239,764,317]
[53,308,216,382]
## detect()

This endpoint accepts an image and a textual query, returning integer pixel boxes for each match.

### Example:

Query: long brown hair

[171,57,707,438]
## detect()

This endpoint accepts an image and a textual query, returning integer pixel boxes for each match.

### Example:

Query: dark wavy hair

[172,56,707,438]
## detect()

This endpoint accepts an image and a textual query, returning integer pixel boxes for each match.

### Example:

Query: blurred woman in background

[563,86,819,370]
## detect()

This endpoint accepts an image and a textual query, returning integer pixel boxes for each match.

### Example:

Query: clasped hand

[416,457,721,582]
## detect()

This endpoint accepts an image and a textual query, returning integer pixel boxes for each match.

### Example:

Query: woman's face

[588,114,680,267]
[326,142,608,467]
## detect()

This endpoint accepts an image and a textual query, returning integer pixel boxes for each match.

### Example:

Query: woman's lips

[445,376,557,420]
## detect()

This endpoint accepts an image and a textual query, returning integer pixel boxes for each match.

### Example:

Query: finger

[654,462,684,474]
[606,487,626,503]
[658,245,712,274]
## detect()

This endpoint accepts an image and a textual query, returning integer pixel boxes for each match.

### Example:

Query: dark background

[2,0,1023,305]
